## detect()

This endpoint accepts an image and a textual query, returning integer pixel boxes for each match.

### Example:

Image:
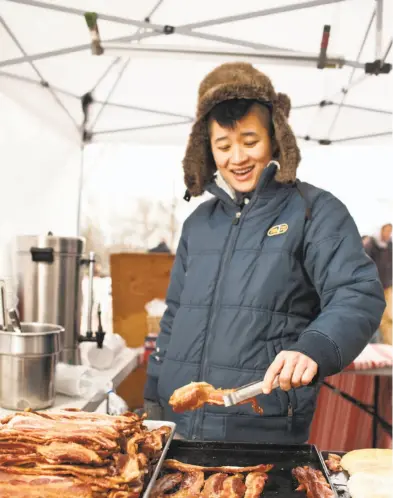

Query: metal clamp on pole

[317,25,331,69]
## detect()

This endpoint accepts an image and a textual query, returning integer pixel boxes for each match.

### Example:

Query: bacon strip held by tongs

[164,459,273,474]
[292,466,334,498]
[169,382,263,414]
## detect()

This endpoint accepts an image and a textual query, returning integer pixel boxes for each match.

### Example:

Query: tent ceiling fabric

[0,0,391,146]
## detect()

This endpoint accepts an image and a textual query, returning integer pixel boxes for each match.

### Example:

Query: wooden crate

[110,253,174,408]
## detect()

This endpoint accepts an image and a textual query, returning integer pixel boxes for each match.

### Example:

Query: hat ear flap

[183,119,216,196]
[272,108,301,183]
[276,92,291,118]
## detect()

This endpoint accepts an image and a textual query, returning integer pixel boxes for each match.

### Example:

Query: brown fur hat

[183,62,301,196]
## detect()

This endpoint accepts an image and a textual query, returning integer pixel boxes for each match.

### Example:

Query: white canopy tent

[0,0,391,253]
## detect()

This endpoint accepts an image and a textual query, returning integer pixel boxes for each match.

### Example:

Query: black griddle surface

[160,441,342,497]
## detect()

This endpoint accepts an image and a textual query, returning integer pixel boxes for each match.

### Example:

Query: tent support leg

[76,144,85,236]
[375,0,384,60]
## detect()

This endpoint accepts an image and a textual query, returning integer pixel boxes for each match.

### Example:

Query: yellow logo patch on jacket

[267,223,288,236]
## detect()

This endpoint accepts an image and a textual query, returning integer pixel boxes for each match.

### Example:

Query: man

[144,63,385,443]
[364,223,392,344]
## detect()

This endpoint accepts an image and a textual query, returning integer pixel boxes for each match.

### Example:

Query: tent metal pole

[92,100,193,120]
[332,131,391,143]
[0,16,80,132]
[0,71,79,98]
[92,120,191,137]
[382,38,392,61]
[291,103,322,110]
[89,59,130,131]
[339,103,391,115]
[6,0,165,32]
[90,58,121,93]
[4,0,343,62]
[375,0,384,60]
[102,43,360,69]
[88,0,165,96]
[181,0,347,30]
[0,31,160,68]
[6,0,347,32]
[327,7,376,138]
[168,30,302,53]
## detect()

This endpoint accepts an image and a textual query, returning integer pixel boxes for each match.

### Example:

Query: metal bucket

[0,322,63,410]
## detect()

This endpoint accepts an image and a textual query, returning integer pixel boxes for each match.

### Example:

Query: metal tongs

[223,376,280,408]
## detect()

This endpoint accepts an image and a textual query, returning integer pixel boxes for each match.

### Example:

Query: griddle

[159,440,342,497]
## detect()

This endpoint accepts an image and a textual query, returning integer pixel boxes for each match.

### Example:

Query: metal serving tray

[159,440,340,497]
[142,420,176,498]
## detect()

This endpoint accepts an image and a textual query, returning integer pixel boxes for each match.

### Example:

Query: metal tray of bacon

[157,440,339,497]
[143,420,176,497]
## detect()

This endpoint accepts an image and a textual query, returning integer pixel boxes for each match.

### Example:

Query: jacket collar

[206,161,282,206]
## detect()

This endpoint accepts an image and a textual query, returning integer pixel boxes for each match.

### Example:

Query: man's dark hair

[207,98,274,137]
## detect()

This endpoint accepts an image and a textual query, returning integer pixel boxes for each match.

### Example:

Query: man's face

[381,224,392,242]
[209,104,273,193]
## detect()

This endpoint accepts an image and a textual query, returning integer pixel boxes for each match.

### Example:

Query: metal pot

[0,322,63,410]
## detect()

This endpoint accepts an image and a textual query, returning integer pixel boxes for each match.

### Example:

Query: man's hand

[262,351,318,394]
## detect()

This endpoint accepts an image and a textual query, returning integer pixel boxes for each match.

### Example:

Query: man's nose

[230,145,247,165]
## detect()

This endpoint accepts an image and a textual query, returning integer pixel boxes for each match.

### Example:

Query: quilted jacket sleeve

[289,193,386,379]
[144,222,188,402]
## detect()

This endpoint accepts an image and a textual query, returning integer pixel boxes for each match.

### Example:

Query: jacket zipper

[189,164,280,439]
[190,205,247,440]
[287,403,293,432]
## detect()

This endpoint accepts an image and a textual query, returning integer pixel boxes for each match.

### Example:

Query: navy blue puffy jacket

[145,164,385,443]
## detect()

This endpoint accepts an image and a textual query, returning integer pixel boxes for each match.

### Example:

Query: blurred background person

[364,223,392,345]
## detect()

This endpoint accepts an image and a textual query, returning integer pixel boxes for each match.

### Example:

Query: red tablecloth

[309,345,392,451]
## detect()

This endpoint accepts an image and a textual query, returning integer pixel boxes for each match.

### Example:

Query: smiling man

[144,62,385,444]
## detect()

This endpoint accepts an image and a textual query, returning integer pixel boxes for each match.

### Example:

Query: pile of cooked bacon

[151,459,273,497]
[0,409,171,498]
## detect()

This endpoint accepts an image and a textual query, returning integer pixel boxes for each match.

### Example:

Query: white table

[0,347,142,417]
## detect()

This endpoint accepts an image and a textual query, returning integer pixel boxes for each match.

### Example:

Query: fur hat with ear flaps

[183,62,301,197]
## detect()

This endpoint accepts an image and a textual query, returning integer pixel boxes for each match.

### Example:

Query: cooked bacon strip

[0,442,36,454]
[244,471,268,497]
[164,459,274,474]
[140,426,171,458]
[221,474,246,498]
[0,472,92,497]
[166,471,205,497]
[293,466,334,498]
[0,453,38,466]
[325,453,343,473]
[0,428,118,450]
[37,442,103,465]
[202,472,228,497]
[108,491,140,498]
[151,472,183,497]
[169,382,263,415]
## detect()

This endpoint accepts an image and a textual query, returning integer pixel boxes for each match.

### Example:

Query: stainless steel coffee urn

[16,234,89,365]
